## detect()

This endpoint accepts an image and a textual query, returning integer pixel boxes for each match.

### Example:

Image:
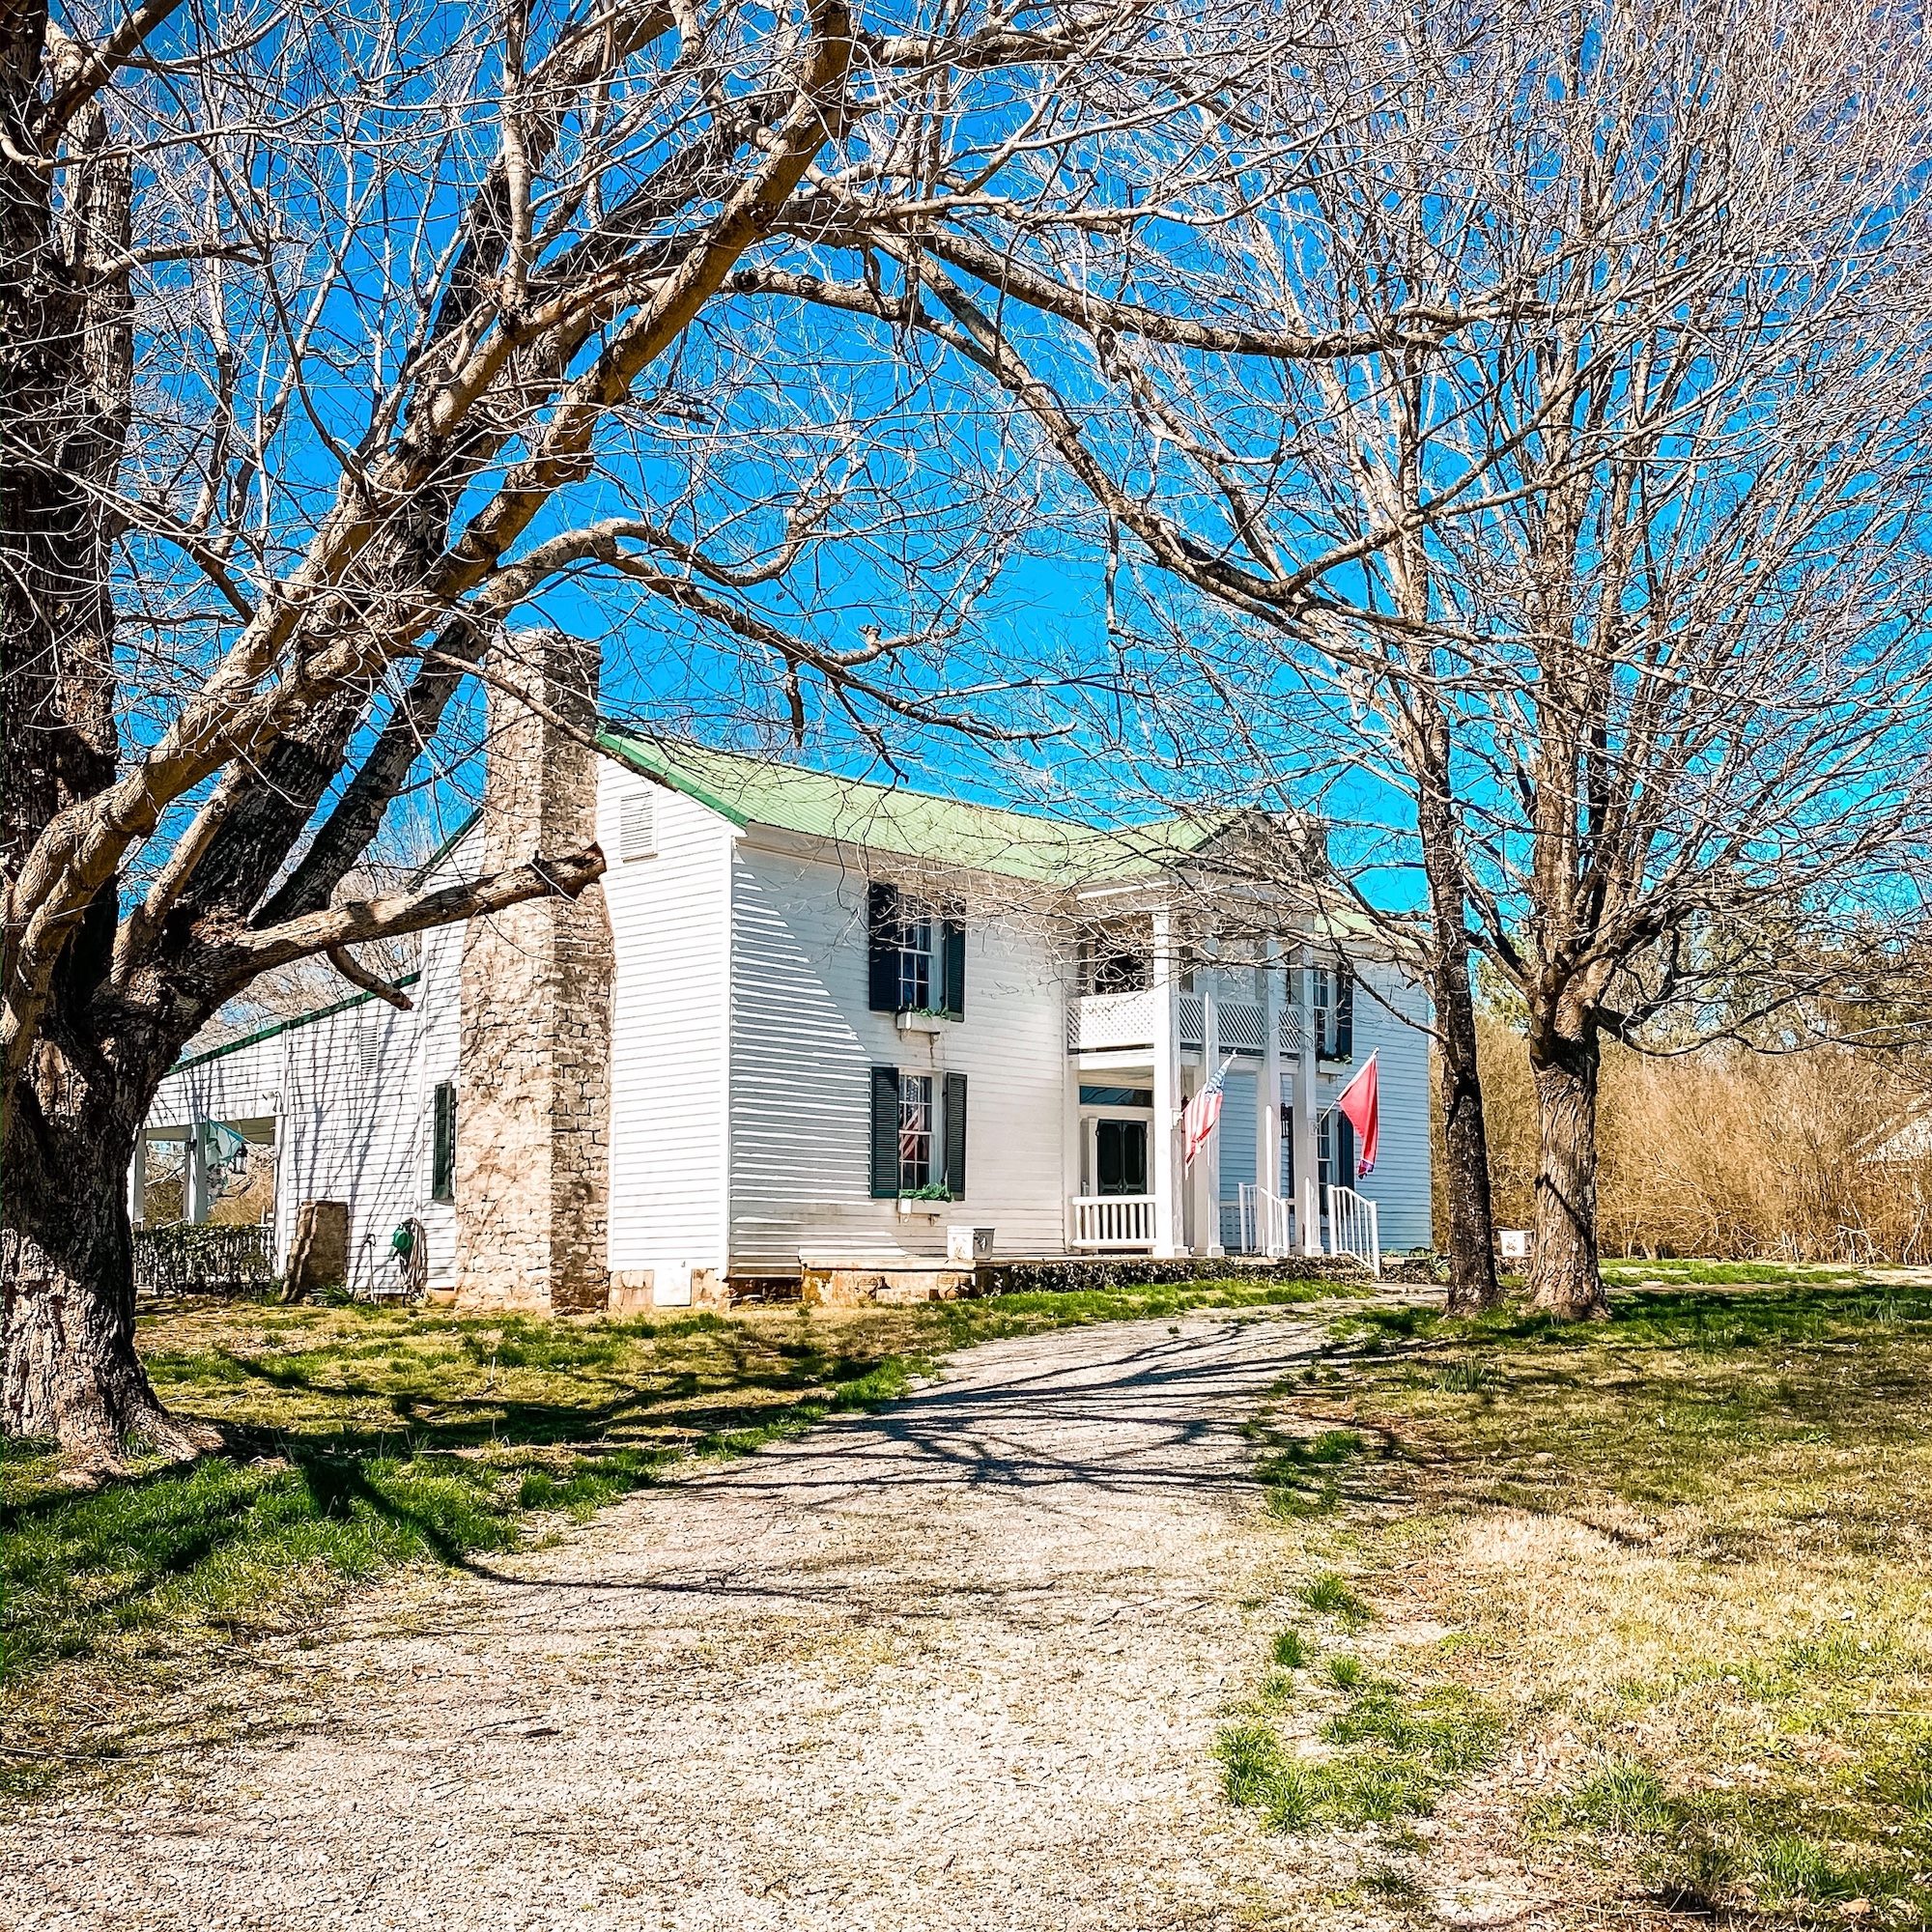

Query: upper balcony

[1065,990,1312,1059]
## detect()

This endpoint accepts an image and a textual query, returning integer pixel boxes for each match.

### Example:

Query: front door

[1095,1118,1149,1196]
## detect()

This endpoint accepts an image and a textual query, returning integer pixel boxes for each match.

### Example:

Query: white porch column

[185,1122,212,1225]
[128,1133,148,1230]
[1151,908,1184,1258]
[1259,945,1282,1252]
[1293,947,1321,1255]
[1202,983,1223,1257]
[1062,976,1084,1251]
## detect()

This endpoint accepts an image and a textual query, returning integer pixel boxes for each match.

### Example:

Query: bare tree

[0,0,1216,1463]
[774,0,1932,1317]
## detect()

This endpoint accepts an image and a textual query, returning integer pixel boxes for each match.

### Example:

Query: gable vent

[618,790,656,862]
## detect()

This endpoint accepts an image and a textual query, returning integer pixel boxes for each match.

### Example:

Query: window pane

[896,918,933,1009]
[898,1072,932,1190]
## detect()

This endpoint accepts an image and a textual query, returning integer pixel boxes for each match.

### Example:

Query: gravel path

[6,1310,1330,1932]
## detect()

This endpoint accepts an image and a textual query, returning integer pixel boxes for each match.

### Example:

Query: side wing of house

[600,767,733,1299]
[144,823,475,1291]
[725,838,1069,1270]
[148,987,425,1282]
[1341,958,1434,1253]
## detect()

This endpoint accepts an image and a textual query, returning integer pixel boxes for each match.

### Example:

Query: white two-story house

[143,640,1433,1309]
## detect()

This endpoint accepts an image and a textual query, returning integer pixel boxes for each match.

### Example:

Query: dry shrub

[1444,1018,1932,1262]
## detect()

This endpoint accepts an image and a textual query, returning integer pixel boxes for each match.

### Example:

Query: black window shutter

[941,918,966,1018]
[869,1065,900,1197]
[1337,1111,1356,1189]
[1282,1102,1294,1194]
[431,1082,456,1202]
[867,883,901,1012]
[944,1071,968,1198]
[1332,960,1355,1059]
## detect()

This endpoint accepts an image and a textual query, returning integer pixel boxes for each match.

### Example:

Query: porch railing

[1325,1184,1381,1278]
[1236,1182,1295,1259]
[1070,989,1309,1063]
[1179,998,1267,1056]
[1066,988,1156,1053]
[1068,1194,1157,1250]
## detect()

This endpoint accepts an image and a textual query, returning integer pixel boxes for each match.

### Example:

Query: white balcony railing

[1070,989,1301,1060]
[1326,1184,1381,1278]
[1068,1194,1157,1249]
[1278,1007,1309,1058]
[1218,1002,1266,1053]
[1066,987,1156,1053]
[1235,1182,1295,1259]
[1178,998,1267,1056]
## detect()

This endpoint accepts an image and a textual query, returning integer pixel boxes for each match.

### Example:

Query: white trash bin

[947,1225,995,1264]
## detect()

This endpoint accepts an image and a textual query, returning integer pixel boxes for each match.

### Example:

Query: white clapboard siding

[144,821,479,1287]
[726,841,1069,1269]
[412,917,465,1292]
[600,771,732,1280]
[150,990,427,1284]
[275,997,428,1290]
[1337,958,1434,1252]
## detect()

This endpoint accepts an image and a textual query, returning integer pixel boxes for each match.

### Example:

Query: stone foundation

[801,1258,986,1307]
[453,631,613,1315]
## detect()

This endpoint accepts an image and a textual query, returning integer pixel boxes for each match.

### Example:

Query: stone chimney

[452,630,613,1314]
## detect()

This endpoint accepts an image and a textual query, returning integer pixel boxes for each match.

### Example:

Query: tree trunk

[1527,1021,1609,1320]
[1436,982,1501,1315]
[1411,752,1501,1315]
[1,1076,210,1466]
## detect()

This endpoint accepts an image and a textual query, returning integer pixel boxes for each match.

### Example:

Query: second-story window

[1312,961,1355,1059]
[896,916,935,1010]
[898,1073,934,1190]
[867,883,965,1017]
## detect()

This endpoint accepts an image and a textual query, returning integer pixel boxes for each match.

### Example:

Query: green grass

[1599,1259,1863,1288]
[1272,1627,1314,1670]
[1297,1571,1373,1628]
[1255,1277,1932,1924]
[1,1273,1352,1788]
[1220,1664,1500,1833]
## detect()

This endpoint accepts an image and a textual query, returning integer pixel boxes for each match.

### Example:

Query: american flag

[1180,1060,1231,1169]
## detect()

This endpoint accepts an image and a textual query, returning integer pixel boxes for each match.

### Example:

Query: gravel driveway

[6,1310,1330,1931]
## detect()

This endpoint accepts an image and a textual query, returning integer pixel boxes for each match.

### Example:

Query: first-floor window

[898,1073,934,1190]
[431,1081,457,1202]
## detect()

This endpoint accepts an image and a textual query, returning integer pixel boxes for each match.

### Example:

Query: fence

[134,1222,276,1295]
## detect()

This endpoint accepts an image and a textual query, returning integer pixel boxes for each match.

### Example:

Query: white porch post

[128,1132,148,1230]
[185,1122,212,1225]
[1202,982,1223,1257]
[1259,944,1281,1254]
[1294,947,1321,1256]
[1151,907,1183,1258]
[1062,974,1084,1252]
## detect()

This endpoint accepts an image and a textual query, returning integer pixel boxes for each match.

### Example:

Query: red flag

[1336,1050,1378,1177]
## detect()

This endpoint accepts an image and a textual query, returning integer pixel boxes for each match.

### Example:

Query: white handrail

[1325,1183,1380,1278]
[1068,1194,1157,1250]
[1236,1181,1294,1259]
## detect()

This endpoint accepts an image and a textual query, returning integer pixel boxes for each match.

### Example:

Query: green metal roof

[597,728,1228,884]
[171,973,423,1074]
